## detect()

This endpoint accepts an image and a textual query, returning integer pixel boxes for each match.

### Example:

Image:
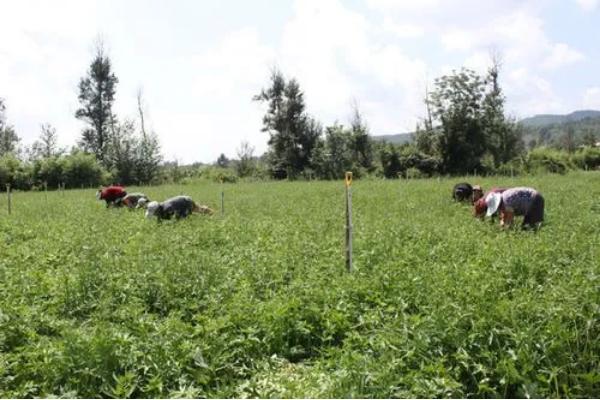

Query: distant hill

[519,110,600,148]
[371,132,412,144]
[370,110,600,147]
[519,110,600,128]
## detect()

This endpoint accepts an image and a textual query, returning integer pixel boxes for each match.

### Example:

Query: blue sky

[1,0,599,163]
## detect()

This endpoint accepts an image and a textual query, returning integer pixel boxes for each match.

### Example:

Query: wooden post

[44,181,48,202]
[6,184,11,215]
[345,171,353,272]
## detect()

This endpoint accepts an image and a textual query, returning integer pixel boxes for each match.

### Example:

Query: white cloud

[0,0,596,162]
[279,0,428,133]
[505,68,564,116]
[382,18,425,38]
[366,0,441,11]
[575,0,599,11]
[582,87,600,109]
[542,43,585,69]
[441,29,476,52]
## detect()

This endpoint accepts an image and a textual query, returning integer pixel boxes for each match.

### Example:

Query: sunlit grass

[0,172,598,397]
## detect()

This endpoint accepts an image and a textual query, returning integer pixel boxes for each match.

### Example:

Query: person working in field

[452,182,473,202]
[474,187,544,229]
[119,192,150,209]
[472,185,507,203]
[145,195,215,221]
[97,185,127,207]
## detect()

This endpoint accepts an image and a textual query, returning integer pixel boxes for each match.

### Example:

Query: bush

[0,153,33,190]
[200,166,238,183]
[571,147,600,170]
[62,152,109,188]
[525,147,572,174]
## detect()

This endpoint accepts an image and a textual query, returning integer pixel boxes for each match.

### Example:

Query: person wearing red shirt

[97,185,127,207]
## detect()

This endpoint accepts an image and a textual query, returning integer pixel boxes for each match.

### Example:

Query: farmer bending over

[97,185,127,208]
[474,187,544,229]
[145,196,214,221]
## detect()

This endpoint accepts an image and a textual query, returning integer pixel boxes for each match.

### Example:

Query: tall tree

[0,98,20,156]
[106,118,138,184]
[311,123,355,180]
[235,140,256,177]
[482,55,523,166]
[349,102,374,172]
[134,89,162,184]
[428,68,487,174]
[31,123,60,159]
[254,69,321,178]
[75,41,118,164]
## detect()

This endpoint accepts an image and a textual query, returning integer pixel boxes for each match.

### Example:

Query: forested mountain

[373,110,600,150]
[371,132,412,144]
[519,111,600,149]
[520,110,600,128]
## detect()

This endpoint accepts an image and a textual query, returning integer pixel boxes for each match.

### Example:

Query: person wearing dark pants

[145,196,205,221]
[480,187,545,230]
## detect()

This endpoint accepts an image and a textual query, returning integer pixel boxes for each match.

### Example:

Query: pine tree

[254,69,321,178]
[75,41,118,164]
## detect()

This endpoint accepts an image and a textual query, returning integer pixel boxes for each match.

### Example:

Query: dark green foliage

[378,142,402,178]
[107,119,138,185]
[428,68,488,174]
[61,151,108,188]
[0,153,33,189]
[482,62,524,166]
[572,146,600,170]
[75,45,118,164]
[216,153,230,168]
[349,104,375,173]
[254,70,321,179]
[521,115,600,150]
[311,123,358,180]
[0,98,20,156]
[525,147,573,174]
[235,141,256,178]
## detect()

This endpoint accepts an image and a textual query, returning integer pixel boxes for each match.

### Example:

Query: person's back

[150,196,195,220]
[501,187,538,216]
[122,193,148,208]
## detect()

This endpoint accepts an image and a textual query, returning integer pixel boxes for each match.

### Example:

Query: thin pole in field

[6,184,11,215]
[220,177,224,216]
[44,181,48,203]
[345,171,353,272]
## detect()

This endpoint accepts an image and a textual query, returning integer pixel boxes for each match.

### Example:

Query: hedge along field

[0,172,599,398]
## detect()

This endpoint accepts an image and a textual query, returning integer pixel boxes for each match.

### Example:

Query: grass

[0,172,599,398]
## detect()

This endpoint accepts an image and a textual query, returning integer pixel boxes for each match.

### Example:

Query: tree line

[0,41,162,190]
[246,60,599,180]
[2,49,600,190]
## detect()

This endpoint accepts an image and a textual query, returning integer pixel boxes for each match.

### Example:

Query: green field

[0,173,599,398]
